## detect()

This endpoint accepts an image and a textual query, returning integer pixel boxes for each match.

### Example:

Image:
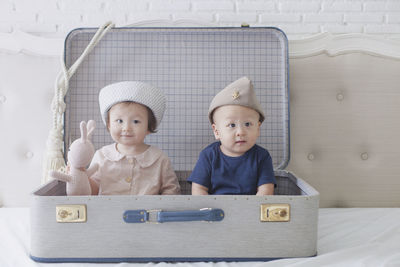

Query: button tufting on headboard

[336,93,344,101]
[288,34,400,207]
[0,47,60,207]
[360,152,369,161]
[25,151,34,159]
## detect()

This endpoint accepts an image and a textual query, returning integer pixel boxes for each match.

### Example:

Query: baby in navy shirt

[188,77,276,195]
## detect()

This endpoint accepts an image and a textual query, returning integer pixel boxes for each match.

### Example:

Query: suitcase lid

[64,27,289,171]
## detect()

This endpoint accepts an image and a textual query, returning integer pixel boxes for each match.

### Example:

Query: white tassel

[42,128,66,184]
[41,21,114,184]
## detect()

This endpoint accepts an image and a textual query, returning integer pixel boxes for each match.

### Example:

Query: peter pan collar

[101,143,162,168]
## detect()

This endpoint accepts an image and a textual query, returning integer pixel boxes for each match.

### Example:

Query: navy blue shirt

[188,142,276,195]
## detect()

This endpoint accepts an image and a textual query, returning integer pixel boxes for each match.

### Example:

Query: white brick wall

[1,0,400,38]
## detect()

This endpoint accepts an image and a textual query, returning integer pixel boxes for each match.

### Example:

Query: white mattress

[1,208,400,267]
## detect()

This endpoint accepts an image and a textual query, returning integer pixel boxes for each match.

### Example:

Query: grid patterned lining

[64,28,289,172]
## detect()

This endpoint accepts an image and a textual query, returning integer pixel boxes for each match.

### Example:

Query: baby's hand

[191,183,209,195]
[256,183,274,195]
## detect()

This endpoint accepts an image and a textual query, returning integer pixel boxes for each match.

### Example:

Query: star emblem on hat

[232,90,240,100]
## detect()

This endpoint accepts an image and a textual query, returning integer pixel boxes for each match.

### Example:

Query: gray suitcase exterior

[31,27,319,262]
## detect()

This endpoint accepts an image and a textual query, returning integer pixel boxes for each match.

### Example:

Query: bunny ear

[80,121,88,143]
[87,120,96,139]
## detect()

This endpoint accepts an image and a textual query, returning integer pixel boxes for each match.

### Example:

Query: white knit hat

[99,81,166,128]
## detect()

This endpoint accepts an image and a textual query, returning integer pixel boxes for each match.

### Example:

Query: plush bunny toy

[49,120,99,195]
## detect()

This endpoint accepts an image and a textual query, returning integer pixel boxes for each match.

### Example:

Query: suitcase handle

[123,208,224,223]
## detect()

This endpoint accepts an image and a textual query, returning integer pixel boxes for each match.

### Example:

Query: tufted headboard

[1,31,399,207]
[287,33,400,207]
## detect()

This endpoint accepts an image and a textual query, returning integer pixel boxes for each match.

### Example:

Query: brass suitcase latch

[56,205,87,223]
[260,204,290,222]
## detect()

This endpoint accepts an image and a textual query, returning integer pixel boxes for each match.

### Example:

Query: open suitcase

[31,26,319,262]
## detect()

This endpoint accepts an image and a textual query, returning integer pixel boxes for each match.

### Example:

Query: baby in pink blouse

[88,81,180,195]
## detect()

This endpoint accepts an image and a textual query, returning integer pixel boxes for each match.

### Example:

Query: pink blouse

[90,143,180,195]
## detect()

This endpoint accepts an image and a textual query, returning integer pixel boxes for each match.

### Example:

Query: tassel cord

[43,22,115,184]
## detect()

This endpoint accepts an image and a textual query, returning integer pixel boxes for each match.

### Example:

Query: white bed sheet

[1,208,399,267]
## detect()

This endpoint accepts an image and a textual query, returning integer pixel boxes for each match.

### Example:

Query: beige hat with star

[208,76,265,124]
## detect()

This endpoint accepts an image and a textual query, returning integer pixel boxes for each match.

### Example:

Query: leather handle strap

[123,208,224,223]
[157,208,224,223]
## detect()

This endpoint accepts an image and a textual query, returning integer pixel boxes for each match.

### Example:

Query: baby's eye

[244,122,252,127]
[116,119,123,124]
[133,120,140,124]
[228,123,236,128]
